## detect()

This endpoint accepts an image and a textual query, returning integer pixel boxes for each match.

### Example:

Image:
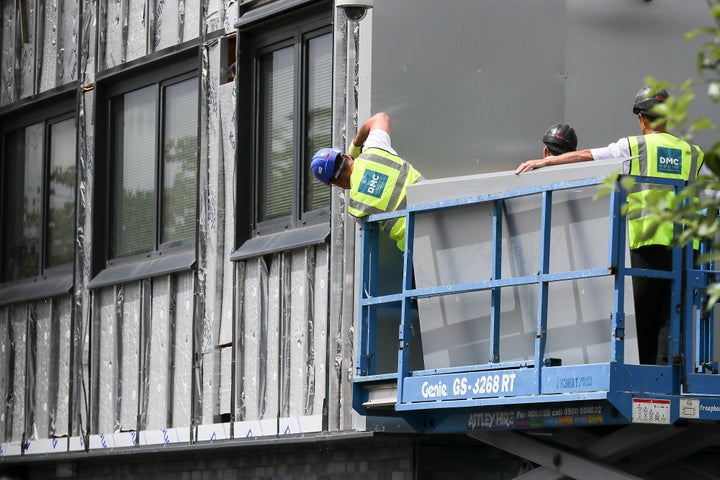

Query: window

[93,52,199,284]
[237,3,333,240]
[0,93,76,287]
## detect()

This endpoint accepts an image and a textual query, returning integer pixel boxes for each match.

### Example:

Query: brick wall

[0,434,524,480]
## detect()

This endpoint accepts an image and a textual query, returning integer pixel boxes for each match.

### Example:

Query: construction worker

[311,112,425,251]
[516,85,705,365]
[541,123,578,158]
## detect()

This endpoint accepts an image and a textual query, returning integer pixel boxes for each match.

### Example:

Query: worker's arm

[515,149,594,174]
[352,112,391,149]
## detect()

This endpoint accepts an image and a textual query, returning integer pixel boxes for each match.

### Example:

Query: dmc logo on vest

[657,146,682,175]
[359,169,388,199]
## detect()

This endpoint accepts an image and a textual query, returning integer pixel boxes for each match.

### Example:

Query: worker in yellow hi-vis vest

[311,112,425,251]
[516,85,705,365]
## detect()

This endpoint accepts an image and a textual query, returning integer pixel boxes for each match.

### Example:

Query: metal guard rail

[353,174,720,432]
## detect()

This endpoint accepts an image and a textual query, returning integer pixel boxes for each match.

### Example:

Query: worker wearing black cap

[516,85,705,365]
[540,123,578,158]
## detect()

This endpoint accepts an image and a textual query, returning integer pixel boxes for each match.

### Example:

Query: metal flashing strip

[235,0,321,29]
[0,274,73,306]
[231,223,329,261]
[89,250,196,289]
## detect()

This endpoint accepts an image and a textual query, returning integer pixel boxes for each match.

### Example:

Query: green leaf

[691,118,714,130]
[685,26,718,40]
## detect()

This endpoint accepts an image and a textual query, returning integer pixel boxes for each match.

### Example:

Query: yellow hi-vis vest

[348,148,424,251]
[627,132,704,249]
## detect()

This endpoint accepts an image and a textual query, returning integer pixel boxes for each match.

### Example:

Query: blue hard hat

[311,148,342,185]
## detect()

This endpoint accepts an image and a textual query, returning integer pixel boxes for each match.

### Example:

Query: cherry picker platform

[353,161,720,479]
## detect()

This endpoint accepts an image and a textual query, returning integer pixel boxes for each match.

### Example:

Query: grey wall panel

[407,161,639,369]
[40,1,58,91]
[205,0,223,33]
[0,308,8,440]
[207,42,232,347]
[59,0,79,83]
[80,0,97,83]
[370,0,567,179]
[221,0,237,33]
[288,250,309,417]
[184,0,201,41]
[102,0,125,69]
[96,287,119,434]
[119,283,141,431]
[146,277,172,430]
[219,345,232,415]
[19,1,36,99]
[239,259,262,421]
[172,271,194,427]
[368,0,714,180]
[1,2,17,106]
[10,308,26,442]
[565,0,715,152]
[126,0,148,62]
[219,70,237,347]
[265,255,281,419]
[53,296,72,438]
[311,245,330,416]
[154,0,180,52]
[33,301,52,439]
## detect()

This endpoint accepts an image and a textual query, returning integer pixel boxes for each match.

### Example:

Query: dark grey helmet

[632,85,668,117]
[541,123,578,155]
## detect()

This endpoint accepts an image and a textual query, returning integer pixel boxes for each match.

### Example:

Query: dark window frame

[91,48,200,288]
[235,1,333,253]
[0,88,78,304]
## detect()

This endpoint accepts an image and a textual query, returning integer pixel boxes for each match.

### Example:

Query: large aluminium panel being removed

[406,159,639,370]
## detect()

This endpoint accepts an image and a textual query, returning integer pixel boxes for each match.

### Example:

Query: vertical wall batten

[279,253,291,419]
[24,303,36,450]
[33,301,51,439]
[126,0,148,62]
[10,306,26,442]
[1,1,18,106]
[137,279,152,431]
[146,276,171,430]
[38,0,55,91]
[19,0,36,99]
[59,0,80,83]
[0,308,9,441]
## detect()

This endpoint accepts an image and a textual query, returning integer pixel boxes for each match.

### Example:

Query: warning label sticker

[632,398,671,424]
[679,398,700,419]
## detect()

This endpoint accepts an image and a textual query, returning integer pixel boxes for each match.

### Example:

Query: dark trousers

[630,245,674,365]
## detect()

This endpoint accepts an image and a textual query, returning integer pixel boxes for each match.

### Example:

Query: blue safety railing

[353,173,720,432]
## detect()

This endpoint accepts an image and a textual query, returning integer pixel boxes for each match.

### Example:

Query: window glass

[112,86,157,258]
[2,125,42,281]
[47,117,77,267]
[258,45,295,222]
[1,113,76,282]
[238,8,332,240]
[304,32,332,212]
[162,78,198,245]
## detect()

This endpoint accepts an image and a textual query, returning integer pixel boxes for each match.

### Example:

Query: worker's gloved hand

[349,143,362,159]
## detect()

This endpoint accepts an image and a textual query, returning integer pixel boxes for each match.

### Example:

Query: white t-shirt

[590,138,631,174]
[363,129,397,155]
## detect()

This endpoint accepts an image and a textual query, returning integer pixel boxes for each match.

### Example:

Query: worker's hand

[515,159,547,175]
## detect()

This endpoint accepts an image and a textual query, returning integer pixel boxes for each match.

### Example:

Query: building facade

[0,1,718,478]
